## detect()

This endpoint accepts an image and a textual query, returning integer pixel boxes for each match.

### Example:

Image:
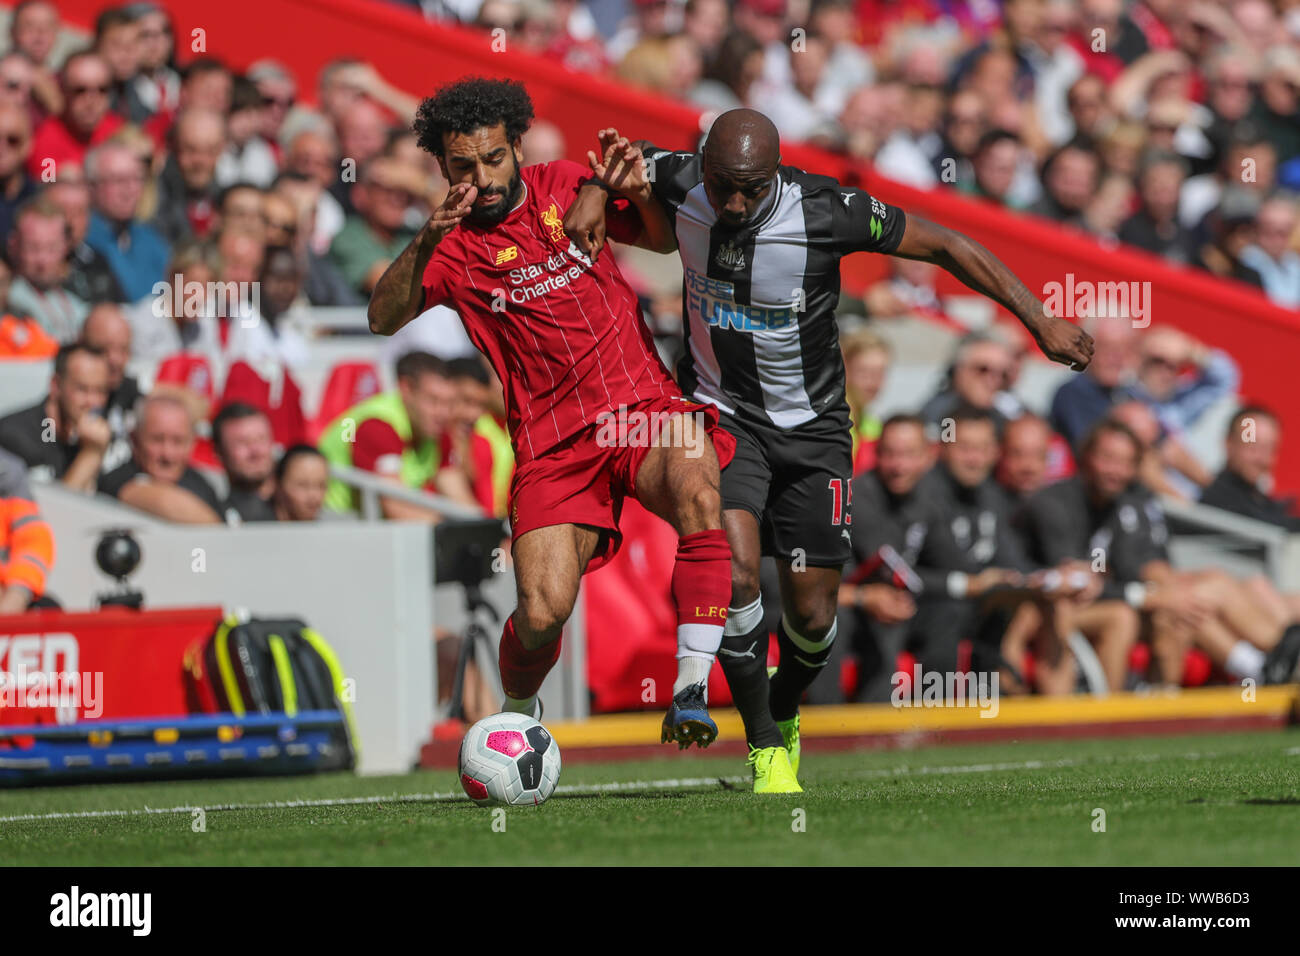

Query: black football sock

[769,616,837,722]
[718,596,783,749]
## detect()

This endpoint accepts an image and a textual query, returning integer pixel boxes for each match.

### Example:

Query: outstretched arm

[893,216,1095,370]
[368,183,477,336]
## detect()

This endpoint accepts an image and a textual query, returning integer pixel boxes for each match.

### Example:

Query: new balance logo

[495,245,518,266]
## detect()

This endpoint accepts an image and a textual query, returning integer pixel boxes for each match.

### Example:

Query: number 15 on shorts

[828,478,852,526]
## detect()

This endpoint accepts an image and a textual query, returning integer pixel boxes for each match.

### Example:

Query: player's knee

[670,481,722,535]
[785,598,837,640]
[515,583,576,647]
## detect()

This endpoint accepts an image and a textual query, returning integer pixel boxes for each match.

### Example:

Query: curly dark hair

[412,77,535,158]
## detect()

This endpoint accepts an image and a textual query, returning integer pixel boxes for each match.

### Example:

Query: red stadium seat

[308,360,383,442]
[154,353,215,401]
[220,360,308,448]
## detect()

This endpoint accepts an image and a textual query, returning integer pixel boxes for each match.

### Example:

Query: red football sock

[671,528,732,638]
[498,615,562,701]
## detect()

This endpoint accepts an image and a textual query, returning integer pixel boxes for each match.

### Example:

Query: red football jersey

[420,160,676,464]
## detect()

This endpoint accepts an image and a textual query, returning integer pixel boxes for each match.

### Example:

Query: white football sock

[1224,641,1264,680]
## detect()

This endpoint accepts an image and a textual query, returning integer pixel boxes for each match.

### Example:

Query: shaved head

[703,108,781,171]
[702,108,781,228]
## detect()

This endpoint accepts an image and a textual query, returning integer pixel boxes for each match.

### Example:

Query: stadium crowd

[0,0,1297,698]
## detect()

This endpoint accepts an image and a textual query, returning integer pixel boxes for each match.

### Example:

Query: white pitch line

[0,775,749,824]
[0,747,1293,825]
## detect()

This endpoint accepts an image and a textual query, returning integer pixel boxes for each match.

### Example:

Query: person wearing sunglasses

[27,51,123,181]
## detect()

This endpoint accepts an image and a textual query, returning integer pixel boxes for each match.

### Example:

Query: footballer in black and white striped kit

[564,110,1095,792]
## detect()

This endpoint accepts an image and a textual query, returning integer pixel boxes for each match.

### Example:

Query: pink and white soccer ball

[458,712,562,806]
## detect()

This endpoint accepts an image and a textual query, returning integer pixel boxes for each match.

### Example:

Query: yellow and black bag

[196,615,358,770]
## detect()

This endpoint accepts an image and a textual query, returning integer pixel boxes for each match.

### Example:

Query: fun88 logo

[686,272,796,332]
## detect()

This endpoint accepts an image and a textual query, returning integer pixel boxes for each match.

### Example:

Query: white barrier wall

[34,484,436,775]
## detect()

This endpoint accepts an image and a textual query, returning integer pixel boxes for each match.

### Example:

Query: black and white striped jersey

[644,145,907,434]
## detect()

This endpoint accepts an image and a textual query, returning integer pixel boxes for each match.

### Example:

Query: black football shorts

[718,410,854,567]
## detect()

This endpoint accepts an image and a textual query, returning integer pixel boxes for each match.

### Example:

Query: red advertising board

[0,607,223,726]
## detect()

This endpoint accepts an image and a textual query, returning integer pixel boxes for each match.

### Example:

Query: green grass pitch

[1,730,1297,865]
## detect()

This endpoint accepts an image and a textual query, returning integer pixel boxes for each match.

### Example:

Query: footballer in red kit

[367,77,735,748]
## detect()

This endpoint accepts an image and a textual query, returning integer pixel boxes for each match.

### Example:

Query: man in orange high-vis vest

[0,448,55,614]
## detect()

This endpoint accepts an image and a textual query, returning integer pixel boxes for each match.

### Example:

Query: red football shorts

[508,395,736,573]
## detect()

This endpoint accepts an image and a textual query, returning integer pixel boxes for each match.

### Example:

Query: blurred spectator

[247,59,296,154]
[0,257,58,359]
[1239,193,1300,307]
[1030,137,1101,228]
[216,75,278,187]
[0,447,55,615]
[177,57,232,114]
[442,356,500,516]
[268,175,361,306]
[79,302,140,473]
[153,107,226,243]
[807,0,874,113]
[932,89,987,188]
[1065,72,1110,141]
[47,176,126,304]
[1193,186,1265,287]
[0,104,36,241]
[617,34,704,104]
[841,328,890,475]
[127,240,222,363]
[332,96,393,214]
[689,29,764,112]
[212,401,277,523]
[97,393,222,523]
[1202,405,1300,531]
[1132,325,1240,434]
[227,245,311,372]
[607,0,677,64]
[85,141,170,303]
[1251,45,1300,161]
[317,350,476,519]
[7,2,61,121]
[28,51,123,180]
[842,414,930,701]
[912,409,1040,683]
[272,443,329,521]
[920,333,1016,435]
[9,1,60,71]
[1109,398,1207,500]
[1118,151,1197,263]
[683,0,729,63]
[129,3,180,123]
[1048,315,1138,447]
[7,197,88,343]
[94,6,143,122]
[328,157,421,295]
[997,413,1055,503]
[217,182,265,239]
[765,34,841,145]
[967,128,1024,208]
[283,125,345,253]
[0,342,110,489]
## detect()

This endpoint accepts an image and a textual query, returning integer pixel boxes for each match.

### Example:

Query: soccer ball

[458,712,562,806]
